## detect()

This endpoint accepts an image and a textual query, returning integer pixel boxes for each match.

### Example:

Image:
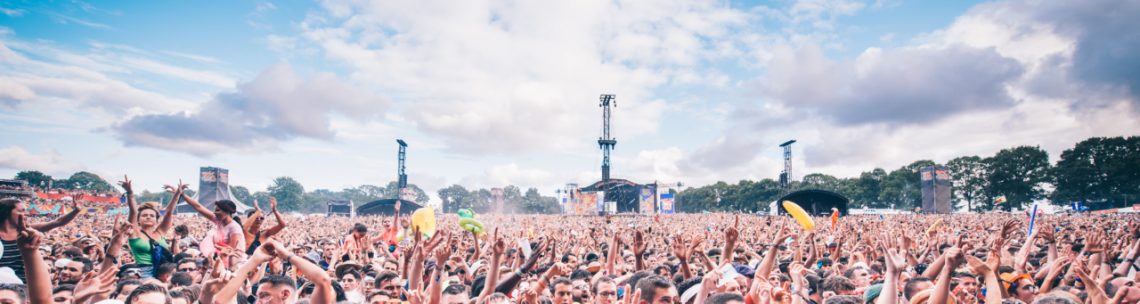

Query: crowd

[0,176,1136,304]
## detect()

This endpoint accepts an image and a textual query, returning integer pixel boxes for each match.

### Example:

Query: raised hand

[882,242,907,275]
[965,255,990,275]
[1039,224,1056,243]
[118,175,133,194]
[269,197,278,212]
[619,285,641,304]
[72,266,119,304]
[546,262,570,277]
[672,235,690,261]
[16,219,41,250]
[492,231,506,256]
[725,226,740,245]
[252,240,277,263]
[632,230,646,255]
[944,246,964,267]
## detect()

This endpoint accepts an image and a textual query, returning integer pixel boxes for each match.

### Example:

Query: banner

[639,188,655,214]
[577,190,597,215]
[659,193,675,214]
[596,191,605,214]
[920,165,952,214]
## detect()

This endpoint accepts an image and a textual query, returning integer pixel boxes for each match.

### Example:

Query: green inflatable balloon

[457,209,474,219]
[459,218,485,235]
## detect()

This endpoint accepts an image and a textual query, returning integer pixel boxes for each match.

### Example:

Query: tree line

[676,136,1140,213]
[10,136,1139,214]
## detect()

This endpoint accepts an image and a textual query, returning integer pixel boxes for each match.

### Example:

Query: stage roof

[777,189,850,216]
[356,199,422,216]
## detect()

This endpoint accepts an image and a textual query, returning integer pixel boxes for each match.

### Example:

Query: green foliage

[15,136,1135,214]
[677,179,783,213]
[947,156,987,212]
[438,184,471,213]
[1051,137,1140,209]
[983,146,1051,211]
[14,171,52,188]
[267,176,305,211]
[231,186,254,207]
[55,171,116,193]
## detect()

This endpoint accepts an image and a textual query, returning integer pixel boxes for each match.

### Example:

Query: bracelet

[515,270,524,277]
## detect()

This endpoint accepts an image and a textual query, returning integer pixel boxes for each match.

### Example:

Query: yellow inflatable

[410,207,437,238]
[927,218,943,235]
[782,200,816,230]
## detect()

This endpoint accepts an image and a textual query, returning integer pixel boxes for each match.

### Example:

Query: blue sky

[2,0,1138,205]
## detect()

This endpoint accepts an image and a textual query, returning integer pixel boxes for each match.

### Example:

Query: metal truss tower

[598,94,617,182]
[397,139,408,190]
[779,140,796,189]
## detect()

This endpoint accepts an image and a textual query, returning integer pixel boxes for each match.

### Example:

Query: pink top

[201,220,246,257]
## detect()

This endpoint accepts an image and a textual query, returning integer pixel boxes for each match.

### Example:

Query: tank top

[128,237,169,266]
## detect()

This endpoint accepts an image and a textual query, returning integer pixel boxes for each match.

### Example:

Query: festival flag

[830,208,839,230]
[994,196,1007,204]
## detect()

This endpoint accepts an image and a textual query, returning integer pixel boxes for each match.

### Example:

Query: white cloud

[160,51,222,64]
[120,57,235,87]
[0,39,194,112]
[685,0,1140,181]
[296,0,749,154]
[113,64,389,156]
[48,13,112,29]
[0,7,26,17]
[0,146,81,176]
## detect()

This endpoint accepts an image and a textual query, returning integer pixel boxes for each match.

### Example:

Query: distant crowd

[0,176,1135,304]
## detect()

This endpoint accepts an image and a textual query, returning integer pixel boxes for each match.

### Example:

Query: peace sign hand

[118,175,133,194]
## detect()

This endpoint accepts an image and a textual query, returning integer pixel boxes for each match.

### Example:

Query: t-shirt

[0,239,24,283]
[202,220,246,257]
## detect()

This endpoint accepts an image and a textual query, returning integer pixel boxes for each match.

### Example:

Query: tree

[947,156,987,212]
[799,173,842,192]
[1052,137,1140,209]
[301,189,338,213]
[984,146,1051,211]
[231,186,254,207]
[470,188,493,212]
[850,169,886,208]
[878,161,932,210]
[438,185,471,213]
[267,177,305,211]
[726,179,782,212]
[57,172,116,193]
[501,186,524,213]
[520,187,561,214]
[677,184,719,213]
[14,171,52,189]
[382,181,429,205]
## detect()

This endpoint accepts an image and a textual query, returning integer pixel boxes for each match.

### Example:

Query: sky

[1,0,1139,205]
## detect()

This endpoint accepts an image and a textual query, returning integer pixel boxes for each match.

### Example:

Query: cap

[0,267,22,284]
[734,264,755,278]
[863,284,883,304]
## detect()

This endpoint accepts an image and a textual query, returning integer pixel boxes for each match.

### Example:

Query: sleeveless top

[128,236,169,265]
